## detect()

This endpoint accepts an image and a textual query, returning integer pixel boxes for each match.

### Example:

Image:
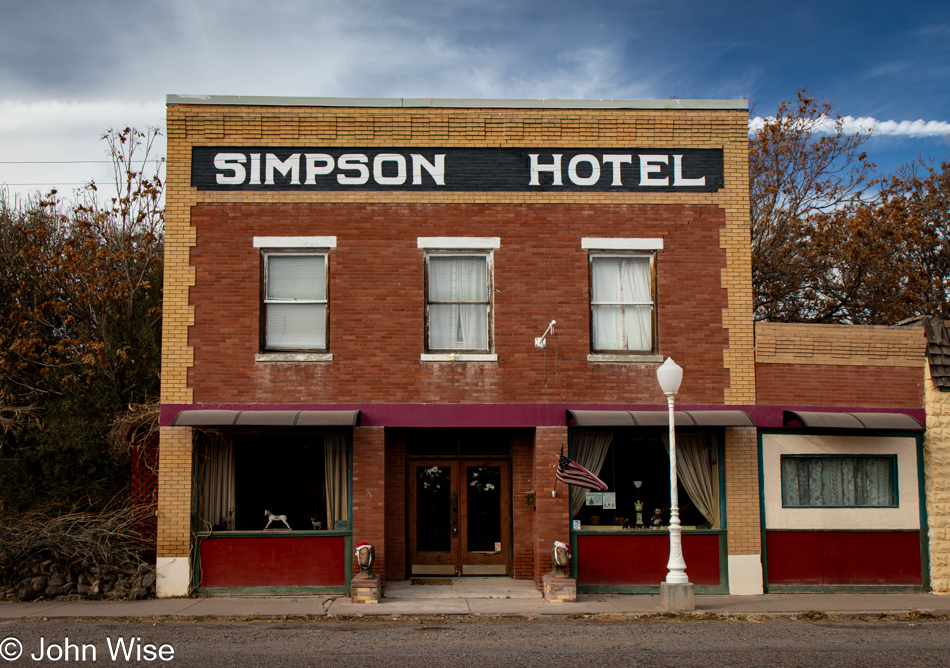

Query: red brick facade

[187,202,729,406]
[756,364,924,409]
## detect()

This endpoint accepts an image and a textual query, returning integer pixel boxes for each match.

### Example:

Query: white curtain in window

[197,433,235,531]
[661,433,717,528]
[570,432,613,518]
[266,255,326,349]
[428,256,488,350]
[324,434,350,528]
[781,457,893,506]
[591,256,652,351]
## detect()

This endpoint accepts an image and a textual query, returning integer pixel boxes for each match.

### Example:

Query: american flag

[556,454,608,491]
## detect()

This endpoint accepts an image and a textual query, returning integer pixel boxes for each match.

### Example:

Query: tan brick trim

[756,322,926,368]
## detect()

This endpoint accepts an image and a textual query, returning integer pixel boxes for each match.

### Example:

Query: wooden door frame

[407,458,511,577]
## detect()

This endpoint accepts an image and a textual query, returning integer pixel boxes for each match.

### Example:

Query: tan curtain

[570,432,613,518]
[661,433,717,528]
[324,434,350,529]
[197,433,235,532]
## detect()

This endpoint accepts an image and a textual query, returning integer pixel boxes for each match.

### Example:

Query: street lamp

[656,357,694,610]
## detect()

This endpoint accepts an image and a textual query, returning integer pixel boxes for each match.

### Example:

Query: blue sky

[1,0,949,200]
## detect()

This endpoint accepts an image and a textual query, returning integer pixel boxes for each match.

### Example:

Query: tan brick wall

[925,364,950,592]
[724,426,761,555]
[756,322,926,368]
[156,426,194,558]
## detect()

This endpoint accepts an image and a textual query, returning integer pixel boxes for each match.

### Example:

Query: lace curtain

[781,456,893,507]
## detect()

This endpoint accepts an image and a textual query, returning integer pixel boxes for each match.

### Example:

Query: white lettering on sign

[337,154,369,185]
[214,153,247,185]
[638,155,669,186]
[212,151,447,187]
[673,154,706,186]
[529,154,563,186]
[602,154,632,186]
[411,154,445,185]
[266,153,300,185]
[568,154,600,186]
[304,153,334,184]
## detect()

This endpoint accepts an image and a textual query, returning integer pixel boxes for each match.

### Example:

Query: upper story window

[583,238,661,357]
[254,237,335,359]
[418,237,499,360]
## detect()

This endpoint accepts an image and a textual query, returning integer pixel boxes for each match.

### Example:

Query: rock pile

[4,560,156,602]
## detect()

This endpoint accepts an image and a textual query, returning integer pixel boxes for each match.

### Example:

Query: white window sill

[421,353,498,362]
[588,353,663,364]
[256,352,333,363]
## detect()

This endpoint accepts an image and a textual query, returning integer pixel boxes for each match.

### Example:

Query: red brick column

[352,426,386,585]
[511,432,535,580]
[384,434,407,581]
[532,426,571,588]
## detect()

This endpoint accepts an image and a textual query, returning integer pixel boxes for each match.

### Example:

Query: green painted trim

[764,529,920,534]
[571,529,725,536]
[768,585,925,594]
[758,428,929,593]
[196,586,349,596]
[778,453,899,509]
[757,430,769,592]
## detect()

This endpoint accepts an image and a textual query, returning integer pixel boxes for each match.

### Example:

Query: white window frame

[584,238,662,363]
[253,236,336,363]
[418,237,499,362]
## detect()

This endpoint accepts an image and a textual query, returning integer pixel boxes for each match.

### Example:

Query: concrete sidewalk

[2,586,949,620]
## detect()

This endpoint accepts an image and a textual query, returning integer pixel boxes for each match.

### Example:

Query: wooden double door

[408,459,511,576]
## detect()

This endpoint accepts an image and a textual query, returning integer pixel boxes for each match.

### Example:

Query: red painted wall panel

[766,531,921,586]
[198,535,346,588]
[577,533,721,586]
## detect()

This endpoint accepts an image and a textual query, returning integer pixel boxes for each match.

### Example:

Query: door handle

[453,523,458,538]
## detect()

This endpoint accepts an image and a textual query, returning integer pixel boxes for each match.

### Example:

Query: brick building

[157,96,940,598]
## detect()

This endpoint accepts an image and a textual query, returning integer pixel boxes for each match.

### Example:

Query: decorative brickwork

[925,364,950,592]
[156,427,194,559]
[724,426,760,555]
[756,322,926,408]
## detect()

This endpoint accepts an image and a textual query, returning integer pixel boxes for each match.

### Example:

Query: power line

[0,160,163,164]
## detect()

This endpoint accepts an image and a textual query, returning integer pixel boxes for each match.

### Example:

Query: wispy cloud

[749,115,950,138]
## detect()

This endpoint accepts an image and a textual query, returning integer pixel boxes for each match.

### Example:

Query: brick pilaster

[532,426,571,588]
[352,426,386,585]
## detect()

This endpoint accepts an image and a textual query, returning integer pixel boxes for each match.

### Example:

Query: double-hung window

[584,238,661,358]
[254,237,335,359]
[419,237,499,360]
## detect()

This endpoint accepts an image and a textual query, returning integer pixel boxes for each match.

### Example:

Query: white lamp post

[656,357,694,610]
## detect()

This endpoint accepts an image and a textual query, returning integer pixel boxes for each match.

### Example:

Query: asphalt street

[2,616,949,667]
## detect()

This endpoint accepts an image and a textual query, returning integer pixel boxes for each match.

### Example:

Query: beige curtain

[197,433,235,531]
[661,433,717,528]
[324,434,350,529]
[569,432,613,518]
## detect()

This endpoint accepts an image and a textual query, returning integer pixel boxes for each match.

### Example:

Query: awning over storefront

[567,409,755,427]
[172,409,360,427]
[782,410,923,431]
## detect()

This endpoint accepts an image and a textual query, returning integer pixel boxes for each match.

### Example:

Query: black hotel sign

[192,147,723,192]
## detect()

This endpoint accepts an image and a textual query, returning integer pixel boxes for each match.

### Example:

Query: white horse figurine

[264,509,291,530]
